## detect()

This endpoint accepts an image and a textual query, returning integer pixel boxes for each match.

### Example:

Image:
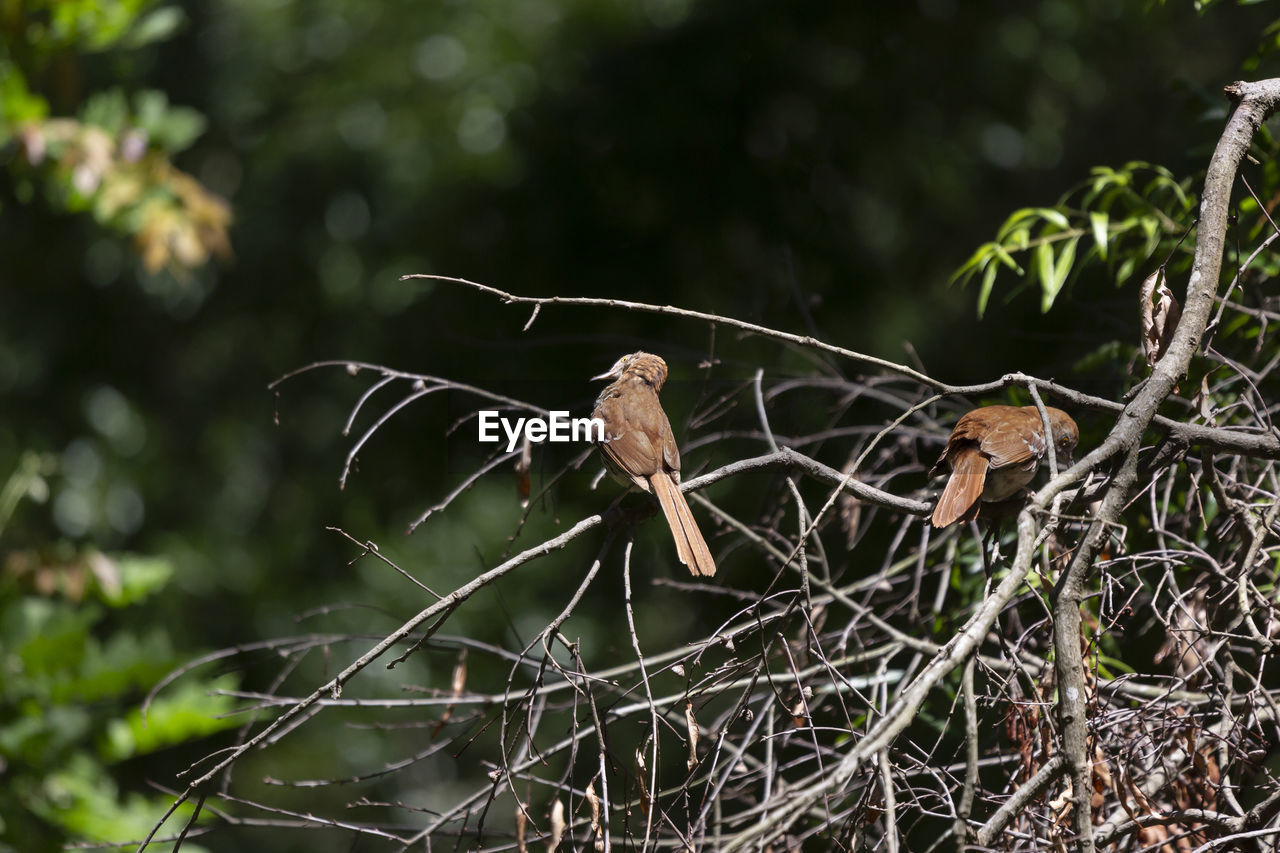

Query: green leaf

[0,702,92,764]
[133,90,206,153]
[1073,340,1126,373]
[977,259,999,318]
[1140,215,1161,259]
[121,6,187,49]
[72,627,173,703]
[1089,165,1127,195]
[1042,235,1078,312]
[104,554,174,607]
[992,244,1023,274]
[1034,241,1055,292]
[950,242,994,286]
[32,752,208,846]
[100,674,240,761]
[1096,654,1135,677]
[0,62,50,126]
[1034,207,1070,230]
[13,598,98,686]
[81,88,130,136]
[1090,210,1109,260]
[1116,256,1136,287]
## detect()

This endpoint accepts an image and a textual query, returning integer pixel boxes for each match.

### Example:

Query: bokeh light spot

[415,34,467,81]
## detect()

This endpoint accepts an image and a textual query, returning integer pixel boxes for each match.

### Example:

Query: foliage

[0,1,228,275]
[0,459,238,851]
[952,161,1199,316]
[5,0,1280,850]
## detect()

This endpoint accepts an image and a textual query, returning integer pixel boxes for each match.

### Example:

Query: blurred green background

[2,0,1277,849]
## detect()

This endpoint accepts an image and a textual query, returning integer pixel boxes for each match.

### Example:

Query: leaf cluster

[953,161,1196,316]
[0,462,237,852]
[0,2,227,276]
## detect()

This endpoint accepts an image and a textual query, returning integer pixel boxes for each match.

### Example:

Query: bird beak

[592,357,626,381]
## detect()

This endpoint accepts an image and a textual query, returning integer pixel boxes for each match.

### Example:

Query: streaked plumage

[592,352,717,577]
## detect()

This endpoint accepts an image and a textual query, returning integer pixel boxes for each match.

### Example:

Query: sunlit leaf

[996,208,1042,241]
[1035,241,1055,293]
[1090,210,1109,259]
[103,554,173,607]
[121,6,187,50]
[1116,256,1136,287]
[1041,235,1077,312]
[1034,207,1070,230]
[101,674,240,761]
[992,244,1023,274]
[977,259,998,318]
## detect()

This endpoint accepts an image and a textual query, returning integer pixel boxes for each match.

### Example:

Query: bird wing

[592,385,678,487]
[956,406,1044,470]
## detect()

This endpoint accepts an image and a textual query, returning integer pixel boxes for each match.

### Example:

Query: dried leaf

[685,701,700,770]
[1123,765,1156,814]
[516,802,528,853]
[586,781,604,851]
[546,799,565,852]
[432,647,469,738]
[634,747,651,814]
[450,648,468,694]
[838,459,863,549]
[515,435,532,507]
[1048,778,1073,821]
[1193,374,1216,425]
[1140,268,1182,369]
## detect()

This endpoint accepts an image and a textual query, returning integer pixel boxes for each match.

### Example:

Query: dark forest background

[3,1,1279,850]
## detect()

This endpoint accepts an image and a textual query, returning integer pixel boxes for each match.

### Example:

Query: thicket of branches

[139,80,1280,852]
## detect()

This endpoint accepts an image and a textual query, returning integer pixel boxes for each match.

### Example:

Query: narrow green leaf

[992,244,1024,274]
[122,7,187,50]
[1042,236,1078,312]
[1034,242,1055,292]
[1116,256,1136,287]
[1034,207,1070,230]
[996,208,1041,241]
[977,260,999,318]
[1140,216,1160,258]
[1090,166,1125,195]
[104,555,174,607]
[949,243,995,285]
[1090,211,1109,260]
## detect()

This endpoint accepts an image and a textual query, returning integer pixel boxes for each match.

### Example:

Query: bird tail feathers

[931,453,988,528]
[651,474,717,577]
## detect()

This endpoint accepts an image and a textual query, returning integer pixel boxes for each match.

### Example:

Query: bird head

[592,352,668,389]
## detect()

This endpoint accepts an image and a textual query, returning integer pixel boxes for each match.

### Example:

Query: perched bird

[591,352,717,577]
[930,405,1078,528]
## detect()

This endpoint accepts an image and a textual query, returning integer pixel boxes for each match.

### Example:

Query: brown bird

[930,405,1079,528]
[591,352,717,577]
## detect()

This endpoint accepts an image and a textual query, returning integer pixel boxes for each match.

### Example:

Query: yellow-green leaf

[977,259,999,318]
[1035,207,1070,230]
[1035,242,1055,292]
[1090,211,1109,260]
[1042,235,1078,312]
